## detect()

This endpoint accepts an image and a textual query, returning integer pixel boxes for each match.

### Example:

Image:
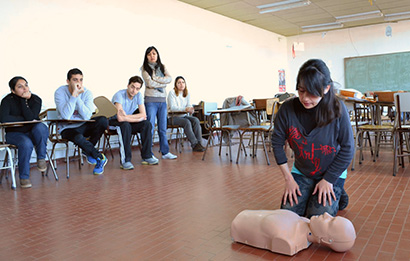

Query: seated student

[167,76,205,152]
[109,76,158,169]
[54,68,108,175]
[0,76,49,188]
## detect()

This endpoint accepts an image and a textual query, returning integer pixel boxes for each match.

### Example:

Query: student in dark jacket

[0,76,49,188]
[271,59,354,218]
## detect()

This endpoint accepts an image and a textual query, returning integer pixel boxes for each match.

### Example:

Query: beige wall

[0,0,288,108]
[286,20,410,92]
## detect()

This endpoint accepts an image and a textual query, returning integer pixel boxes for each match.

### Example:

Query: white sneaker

[152,154,158,161]
[161,152,177,160]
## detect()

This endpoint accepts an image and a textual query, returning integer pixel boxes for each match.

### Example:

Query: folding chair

[236,99,279,165]
[393,92,410,176]
[202,102,242,162]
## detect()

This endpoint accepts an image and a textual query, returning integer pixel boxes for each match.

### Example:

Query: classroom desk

[339,96,394,126]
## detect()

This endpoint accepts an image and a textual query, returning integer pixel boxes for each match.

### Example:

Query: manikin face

[147,49,158,63]
[67,74,83,90]
[176,78,186,92]
[310,212,334,239]
[127,82,141,99]
[12,79,30,97]
[309,212,356,250]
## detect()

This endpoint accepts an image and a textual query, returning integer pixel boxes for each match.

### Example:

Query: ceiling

[178,0,410,36]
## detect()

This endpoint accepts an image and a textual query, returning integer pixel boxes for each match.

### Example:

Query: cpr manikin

[231,209,356,256]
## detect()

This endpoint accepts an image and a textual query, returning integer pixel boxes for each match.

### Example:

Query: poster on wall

[279,69,286,92]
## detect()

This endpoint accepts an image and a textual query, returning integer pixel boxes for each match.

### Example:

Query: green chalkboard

[344,51,410,93]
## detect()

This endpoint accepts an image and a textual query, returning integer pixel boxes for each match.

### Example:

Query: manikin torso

[231,209,312,256]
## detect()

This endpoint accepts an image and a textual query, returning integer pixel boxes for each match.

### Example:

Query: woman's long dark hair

[296,59,341,127]
[142,46,165,77]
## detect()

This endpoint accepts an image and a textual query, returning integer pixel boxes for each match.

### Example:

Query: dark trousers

[61,116,108,160]
[109,119,153,162]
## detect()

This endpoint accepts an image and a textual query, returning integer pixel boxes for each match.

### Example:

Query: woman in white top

[167,76,204,152]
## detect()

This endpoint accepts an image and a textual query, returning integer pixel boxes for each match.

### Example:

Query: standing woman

[271,59,354,218]
[141,46,177,159]
[167,76,205,152]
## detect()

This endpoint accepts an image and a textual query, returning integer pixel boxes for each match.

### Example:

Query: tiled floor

[0,141,409,260]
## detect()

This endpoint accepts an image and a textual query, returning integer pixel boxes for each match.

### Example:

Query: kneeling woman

[271,59,354,218]
[167,76,204,152]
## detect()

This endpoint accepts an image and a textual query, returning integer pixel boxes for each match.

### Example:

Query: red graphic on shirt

[287,126,336,176]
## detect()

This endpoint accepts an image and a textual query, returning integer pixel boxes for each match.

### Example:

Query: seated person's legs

[280,173,315,216]
[84,116,108,146]
[187,116,203,146]
[168,116,196,147]
[109,119,133,166]
[6,132,34,187]
[305,178,345,218]
[61,124,107,174]
[131,120,153,160]
[29,122,49,171]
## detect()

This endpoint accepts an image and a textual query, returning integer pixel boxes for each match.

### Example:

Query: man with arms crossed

[110,76,158,169]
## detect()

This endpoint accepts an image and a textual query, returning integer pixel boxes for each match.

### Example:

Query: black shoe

[193,143,205,152]
[339,189,349,210]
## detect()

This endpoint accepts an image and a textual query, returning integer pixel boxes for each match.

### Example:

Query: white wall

[286,20,410,92]
[0,0,288,163]
[0,0,288,108]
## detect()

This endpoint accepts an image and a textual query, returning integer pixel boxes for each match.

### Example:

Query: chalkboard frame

[344,51,410,93]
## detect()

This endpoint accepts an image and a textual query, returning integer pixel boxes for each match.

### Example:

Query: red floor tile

[0,143,409,260]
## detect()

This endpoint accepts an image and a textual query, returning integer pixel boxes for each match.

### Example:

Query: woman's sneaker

[193,143,205,152]
[93,154,108,175]
[161,152,177,160]
[142,157,159,165]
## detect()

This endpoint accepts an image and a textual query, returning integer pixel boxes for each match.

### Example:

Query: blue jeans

[6,123,49,179]
[280,173,345,218]
[145,102,169,155]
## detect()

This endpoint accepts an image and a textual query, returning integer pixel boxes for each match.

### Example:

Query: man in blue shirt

[110,76,158,169]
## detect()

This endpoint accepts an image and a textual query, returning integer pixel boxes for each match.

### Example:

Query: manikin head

[308,212,356,252]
